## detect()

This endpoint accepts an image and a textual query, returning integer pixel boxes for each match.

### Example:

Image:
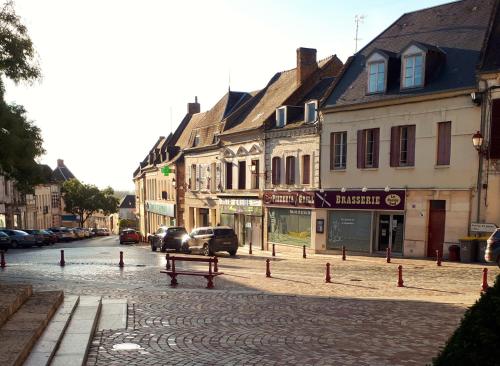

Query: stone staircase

[0,285,127,366]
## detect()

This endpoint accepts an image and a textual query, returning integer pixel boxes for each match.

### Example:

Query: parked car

[149,226,187,252]
[93,228,106,236]
[0,231,10,251]
[49,227,75,242]
[73,228,86,239]
[485,229,500,268]
[103,228,110,236]
[43,229,58,244]
[120,229,140,244]
[181,226,238,256]
[82,228,91,238]
[0,229,36,248]
[24,229,47,246]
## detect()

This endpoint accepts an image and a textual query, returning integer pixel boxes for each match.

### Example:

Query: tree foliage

[62,179,119,227]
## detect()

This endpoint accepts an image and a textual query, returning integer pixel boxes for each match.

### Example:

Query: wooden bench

[160,255,223,289]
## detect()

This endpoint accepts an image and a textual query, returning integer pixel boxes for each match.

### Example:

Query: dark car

[0,229,36,248]
[44,229,58,244]
[24,229,46,246]
[0,231,10,251]
[485,229,500,268]
[49,227,75,242]
[181,226,238,256]
[120,229,140,244]
[149,226,187,252]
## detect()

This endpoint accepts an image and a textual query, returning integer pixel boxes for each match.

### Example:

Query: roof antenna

[228,68,231,92]
[354,15,365,53]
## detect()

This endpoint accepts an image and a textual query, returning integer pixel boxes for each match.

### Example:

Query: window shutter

[216,162,221,190]
[330,133,335,170]
[291,157,296,185]
[490,100,500,159]
[272,158,277,185]
[357,130,364,169]
[188,165,191,189]
[390,126,400,167]
[303,155,310,184]
[372,128,380,168]
[437,122,451,165]
[197,164,201,190]
[407,125,416,166]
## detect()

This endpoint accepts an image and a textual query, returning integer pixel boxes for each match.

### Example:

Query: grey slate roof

[119,195,136,209]
[479,0,500,72]
[51,163,76,182]
[323,0,496,108]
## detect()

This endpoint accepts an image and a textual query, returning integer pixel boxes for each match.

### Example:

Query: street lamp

[472,131,488,157]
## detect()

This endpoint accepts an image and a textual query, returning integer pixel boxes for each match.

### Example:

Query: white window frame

[193,132,200,147]
[276,107,287,127]
[399,126,409,166]
[402,53,424,89]
[304,100,318,123]
[367,61,386,93]
[365,130,375,168]
[333,131,347,170]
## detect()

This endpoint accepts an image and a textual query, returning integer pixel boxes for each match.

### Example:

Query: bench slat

[161,270,223,276]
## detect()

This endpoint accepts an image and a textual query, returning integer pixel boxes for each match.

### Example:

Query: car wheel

[151,242,157,252]
[160,245,166,253]
[228,250,237,256]
[10,241,18,249]
[202,244,210,256]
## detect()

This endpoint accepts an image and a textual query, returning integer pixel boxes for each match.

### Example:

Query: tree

[62,179,119,227]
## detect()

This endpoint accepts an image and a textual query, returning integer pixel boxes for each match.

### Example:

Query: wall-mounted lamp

[472,131,489,158]
[384,186,390,192]
[341,187,346,193]
[362,187,368,192]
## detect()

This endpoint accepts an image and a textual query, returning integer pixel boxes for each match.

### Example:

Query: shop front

[145,201,176,233]
[263,191,316,248]
[218,197,263,248]
[318,190,406,254]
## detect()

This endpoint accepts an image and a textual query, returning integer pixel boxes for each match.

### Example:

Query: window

[251,160,259,189]
[238,161,246,190]
[302,155,310,185]
[190,164,197,190]
[330,132,347,170]
[193,132,200,147]
[305,101,317,123]
[403,54,423,88]
[357,128,379,169]
[390,125,415,167]
[368,62,385,93]
[437,121,451,166]
[490,99,500,159]
[225,162,233,190]
[276,107,286,127]
[285,156,295,185]
[272,157,281,185]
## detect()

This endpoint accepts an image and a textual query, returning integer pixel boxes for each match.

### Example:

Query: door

[427,200,446,257]
[234,214,245,246]
[377,214,404,253]
[377,214,391,251]
[251,216,262,249]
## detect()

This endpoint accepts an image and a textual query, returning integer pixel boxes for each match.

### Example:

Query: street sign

[470,222,498,233]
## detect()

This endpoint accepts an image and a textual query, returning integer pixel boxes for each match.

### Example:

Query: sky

[5,0,451,191]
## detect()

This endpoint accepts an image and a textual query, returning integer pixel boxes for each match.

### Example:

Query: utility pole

[354,15,365,53]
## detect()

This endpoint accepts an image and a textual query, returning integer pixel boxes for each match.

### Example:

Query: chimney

[296,47,318,85]
[57,159,64,167]
[187,96,200,115]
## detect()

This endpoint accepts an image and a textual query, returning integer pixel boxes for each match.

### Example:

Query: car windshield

[167,228,187,236]
[214,228,234,236]
[13,230,28,236]
[0,232,8,237]
[123,230,135,234]
[491,230,500,240]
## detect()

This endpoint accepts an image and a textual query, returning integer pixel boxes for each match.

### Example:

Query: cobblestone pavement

[0,236,498,365]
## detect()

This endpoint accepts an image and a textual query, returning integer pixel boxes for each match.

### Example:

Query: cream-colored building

[317,0,495,258]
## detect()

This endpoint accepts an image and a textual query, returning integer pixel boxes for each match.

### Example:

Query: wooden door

[427,200,446,257]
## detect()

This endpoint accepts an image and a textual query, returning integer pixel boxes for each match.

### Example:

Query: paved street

[0,236,498,365]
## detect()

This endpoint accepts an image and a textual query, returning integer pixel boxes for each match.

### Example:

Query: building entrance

[377,214,404,253]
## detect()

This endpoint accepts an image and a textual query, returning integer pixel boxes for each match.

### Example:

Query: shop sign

[218,198,262,207]
[470,222,498,233]
[316,190,405,211]
[145,201,175,217]
[220,204,262,216]
[263,191,316,207]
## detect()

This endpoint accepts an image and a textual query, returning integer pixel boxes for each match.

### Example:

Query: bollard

[59,250,65,267]
[0,250,6,268]
[272,244,276,257]
[266,259,271,278]
[342,246,346,261]
[325,263,331,283]
[397,265,404,287]
[165,253,171,270]
[303,245,307,259]
[386,247,391,263]
[249,241,252,255]
[119,251,124,268]
[214,256,218,273]
[436,250,442,267]
[481,268,489,293]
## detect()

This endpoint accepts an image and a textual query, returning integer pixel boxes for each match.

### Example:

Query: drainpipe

[476,82,487,223]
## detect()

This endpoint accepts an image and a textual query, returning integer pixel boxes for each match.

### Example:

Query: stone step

[0,290,64,366]
[0,284,33,328]
[50,296,102,366]
[23,295,80,366]
[97,298,128,331]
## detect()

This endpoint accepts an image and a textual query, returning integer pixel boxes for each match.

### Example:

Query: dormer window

[368,62,385,93]
[403,54,423,88]
[305,101,317,123]
[193,131,200,147]
[276,107,287,127]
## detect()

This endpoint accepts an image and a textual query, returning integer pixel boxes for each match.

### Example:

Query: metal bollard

[481,268,489,293]
[249,241,252,255]
[59,250,65,267]
[325,263,331,283]
[1,250,6,268]
[303,245,307,259]
[436,250,442,267]
[386,247,391,263]
[119,251,124,268]
[272,243,276,257]
[397,265,404,287]
[166,253,171,270]
[266,259,271,278]
[342,246,346,261]
[214,256,218,273]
